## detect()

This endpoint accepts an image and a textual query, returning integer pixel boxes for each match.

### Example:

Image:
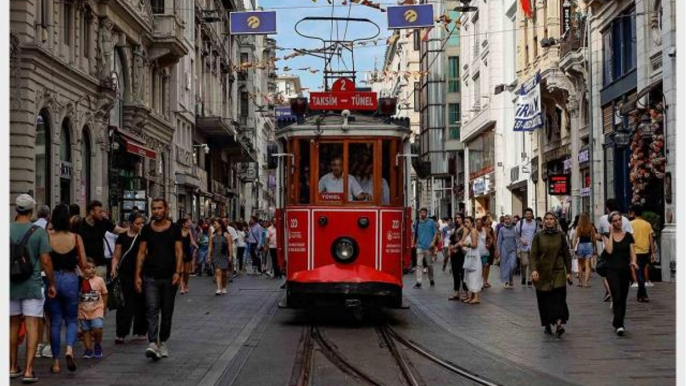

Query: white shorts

[10,297,45,318]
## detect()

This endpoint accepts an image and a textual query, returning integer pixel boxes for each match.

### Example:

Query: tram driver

[318,157,369,201]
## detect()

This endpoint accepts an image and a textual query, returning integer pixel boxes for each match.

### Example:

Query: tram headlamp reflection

[331,237,358,263]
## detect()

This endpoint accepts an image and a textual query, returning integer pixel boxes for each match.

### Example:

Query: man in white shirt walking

[515,208,538,288]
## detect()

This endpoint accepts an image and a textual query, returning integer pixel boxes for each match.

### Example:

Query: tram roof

[276,113,412,139]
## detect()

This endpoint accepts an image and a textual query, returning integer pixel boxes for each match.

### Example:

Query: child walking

[79,259,108,358]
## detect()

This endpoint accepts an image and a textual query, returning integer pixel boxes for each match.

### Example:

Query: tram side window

[349,143,376,204]
[298,139,310,204]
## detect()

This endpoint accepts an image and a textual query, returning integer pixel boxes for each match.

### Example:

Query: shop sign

[510,166,519,183]
[562,0,572,35]
[548,174,570,195]
[563,158,572,172]
[531,157,539,183]
[580,187,591,197]
[60,161,73,179]
[578,149,590,164]
[472,177,490,197]
[514,71,543,131]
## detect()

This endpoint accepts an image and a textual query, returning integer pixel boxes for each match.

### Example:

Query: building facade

[588,0,676,281]
[460,0,518,218]
[10,0,271,223]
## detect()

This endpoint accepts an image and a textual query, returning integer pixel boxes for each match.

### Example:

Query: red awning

[117,131,157,160]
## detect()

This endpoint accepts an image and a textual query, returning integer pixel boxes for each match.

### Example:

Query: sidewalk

[13,273,283,386]
[404,261,676,386]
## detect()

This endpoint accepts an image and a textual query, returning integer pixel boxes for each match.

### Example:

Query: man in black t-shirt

[78,200,127,279]
[134,198,183,361]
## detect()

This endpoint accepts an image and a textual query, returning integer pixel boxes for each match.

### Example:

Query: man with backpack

[10,194,57,383]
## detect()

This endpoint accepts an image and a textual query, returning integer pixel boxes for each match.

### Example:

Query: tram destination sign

[309,78,378,111]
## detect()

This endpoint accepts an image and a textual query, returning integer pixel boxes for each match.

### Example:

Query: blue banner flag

[513,71,543,132]
[230,11,277,35]
[387,4,434,30]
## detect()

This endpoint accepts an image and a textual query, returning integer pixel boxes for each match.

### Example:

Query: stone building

[10,0,187,220]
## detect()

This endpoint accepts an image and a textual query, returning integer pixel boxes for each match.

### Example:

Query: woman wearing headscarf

[495,215,518,289]
[602,211,639,336]
[530,212,572,336]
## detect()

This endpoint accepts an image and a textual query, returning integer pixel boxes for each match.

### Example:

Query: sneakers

[159,342,169,358]
[94,344,103,358]
[114,337,125,344]
[146,343,162,361]
[646,281,654,287]
[35,343,45,358]
[83,349,93,359]
[413,282,422,289]
[430,280,435,287]
[215,289,221,296]
[221,288,228,294]
[631,282,639,288]
[41,344,52,358]
[616,327,625,336]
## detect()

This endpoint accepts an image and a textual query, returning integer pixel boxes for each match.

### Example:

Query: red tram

[272,94,414,311]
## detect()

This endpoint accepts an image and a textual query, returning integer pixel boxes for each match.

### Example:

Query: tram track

[290,322,503,386]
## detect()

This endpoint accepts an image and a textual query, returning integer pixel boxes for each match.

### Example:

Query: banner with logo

[513,71,543,132]
[230,11,277,35]
[387,4,434,30]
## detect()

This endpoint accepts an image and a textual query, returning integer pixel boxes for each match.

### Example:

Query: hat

[16,194,36,213]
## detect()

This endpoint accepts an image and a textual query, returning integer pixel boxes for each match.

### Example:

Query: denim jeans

[46,271,79,358]
[143,276,178,343]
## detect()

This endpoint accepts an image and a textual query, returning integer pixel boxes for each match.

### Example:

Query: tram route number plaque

[309,78,378,111]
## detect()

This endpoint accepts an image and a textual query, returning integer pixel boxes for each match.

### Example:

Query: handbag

[462,249,479,272]
[595,250,609,277]
[107,233,139,310]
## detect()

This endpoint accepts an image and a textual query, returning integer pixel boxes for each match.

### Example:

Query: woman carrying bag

[111,214,147,344]
[601,211,639,336]
[530,212,572,337]
[458,216,482,305]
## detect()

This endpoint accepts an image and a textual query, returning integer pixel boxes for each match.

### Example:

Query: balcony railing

[560,22,586,58]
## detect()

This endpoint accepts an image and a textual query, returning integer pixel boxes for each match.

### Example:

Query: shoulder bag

[107,233,139,310]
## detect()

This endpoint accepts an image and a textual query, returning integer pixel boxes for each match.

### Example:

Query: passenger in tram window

[357,164,391,205]
[299,166,310,204]
[318,156,368,201]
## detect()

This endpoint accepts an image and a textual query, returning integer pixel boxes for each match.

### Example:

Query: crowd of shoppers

[9,194,284,382]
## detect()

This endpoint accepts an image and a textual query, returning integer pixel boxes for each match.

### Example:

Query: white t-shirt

[104,231,117,259]
[227,226,239,242]
[597,214,634,235]
[236,230,246,248]
[357,177,391,205]
[267,226,277,249]
[318,172,364,200]
[33,218,48,229]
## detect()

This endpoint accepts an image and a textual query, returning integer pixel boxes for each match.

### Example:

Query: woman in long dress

[458,216,482,304]
[530,212,572,336]
[496,215,518,288]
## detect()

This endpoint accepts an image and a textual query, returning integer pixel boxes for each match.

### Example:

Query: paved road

[15,264,675,386]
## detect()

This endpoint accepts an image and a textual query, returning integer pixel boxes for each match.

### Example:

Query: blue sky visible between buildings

[259,0,392,94]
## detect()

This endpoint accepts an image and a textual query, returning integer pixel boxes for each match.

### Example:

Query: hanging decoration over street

[513,71,543,131]
[520,0,533,19]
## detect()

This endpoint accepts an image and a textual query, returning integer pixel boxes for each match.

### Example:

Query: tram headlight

[331,237,358,263]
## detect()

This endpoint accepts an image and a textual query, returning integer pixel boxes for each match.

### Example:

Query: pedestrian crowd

[412,197,659,338]
[9,194,283,384]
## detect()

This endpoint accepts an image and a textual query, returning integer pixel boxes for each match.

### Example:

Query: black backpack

[10,225,40,283]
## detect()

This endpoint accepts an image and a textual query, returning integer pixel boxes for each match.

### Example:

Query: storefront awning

[118,130,157,160]
[620,79,663,115]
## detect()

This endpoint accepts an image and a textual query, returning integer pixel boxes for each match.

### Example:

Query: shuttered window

[602,104,613,135]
